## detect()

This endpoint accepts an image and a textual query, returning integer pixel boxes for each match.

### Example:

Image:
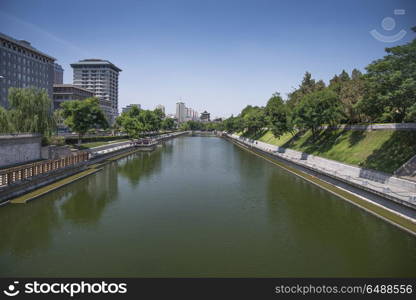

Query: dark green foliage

[115,105,164,138]
[242,106,266,134]
[359,28,416,122]
[264,93,293,138]
[293,89,343,138]
[161,118,175,130]
[61,97,108,144]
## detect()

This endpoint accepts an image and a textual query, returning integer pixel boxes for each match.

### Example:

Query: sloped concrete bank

[224,134,416,236]
[227,134,416,209]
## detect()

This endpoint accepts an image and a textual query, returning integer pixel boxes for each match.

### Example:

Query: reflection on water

[0,137,415,277]
[118,146,164,187]
[61,162,119,225]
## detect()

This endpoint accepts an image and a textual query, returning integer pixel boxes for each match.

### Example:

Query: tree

[223,115,235,132]
[115,105,143,138]
[293,89,342,138]
[180,120,204,131]
[7,87,55,135]
[161,118,175,130]
[61,97,108,144]
[0,106,14,133]
[359,28,416,122]
[287,72,320,108]
[264,93,293,138]
[116,105,167,137]
[243,106,266,134]
[153,108,165,130]
[339,69,366,123]
[329,70,350,96]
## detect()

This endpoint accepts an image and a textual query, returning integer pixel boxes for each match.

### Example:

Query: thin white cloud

[0,11,90,57]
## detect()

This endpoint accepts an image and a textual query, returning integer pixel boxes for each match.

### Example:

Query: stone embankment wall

[395,155,416,178]
[227,134,416,209]
[320,123,416,131]
[0,134,42,167]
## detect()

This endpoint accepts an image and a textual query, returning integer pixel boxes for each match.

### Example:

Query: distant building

[185,107,192,121]
[53,84,94,110]
[122,104,141,114]
[176,101,199,122]
[71,58,122,124]
[0,32,55,109]
[200,111,210,123]
[53,63,64,84]
[155,104,165,114]
[176,102,186,123]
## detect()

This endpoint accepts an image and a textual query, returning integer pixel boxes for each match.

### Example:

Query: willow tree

[7,87,55,135]
[0,106,14,133]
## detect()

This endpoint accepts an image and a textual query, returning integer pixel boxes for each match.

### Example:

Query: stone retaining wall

[0,134,42,167]
[320,123,416,131]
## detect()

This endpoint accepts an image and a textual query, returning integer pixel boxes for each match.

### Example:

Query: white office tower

[71,59,122,124]
[176,102,186,123]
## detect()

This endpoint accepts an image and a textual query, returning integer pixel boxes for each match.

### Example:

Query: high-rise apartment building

[176,102,186,123]
[53,63,64,84]
[0,32,55,108]
[176,101,199,122]
[71,59,121,124]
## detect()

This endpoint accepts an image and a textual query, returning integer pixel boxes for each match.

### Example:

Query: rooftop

[70,59,122,72]
[0,32,56,61]
[53,84,94,94]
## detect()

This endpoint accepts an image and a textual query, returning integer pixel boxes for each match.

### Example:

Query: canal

[0,136,415,277]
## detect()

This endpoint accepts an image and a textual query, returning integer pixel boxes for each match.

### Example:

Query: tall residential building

[53,63,64,84]
[71,59,121,124]
[122,104,141,114]
[176,102,186,123]
[155,104,165,114]
[0,32,55,108]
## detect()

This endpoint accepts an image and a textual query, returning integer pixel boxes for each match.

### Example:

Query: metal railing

[0,152,89,187]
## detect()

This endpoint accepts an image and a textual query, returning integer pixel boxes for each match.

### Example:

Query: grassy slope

[242,129,416,173]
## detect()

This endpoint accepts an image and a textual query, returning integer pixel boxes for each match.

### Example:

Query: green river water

[0,136,415,277]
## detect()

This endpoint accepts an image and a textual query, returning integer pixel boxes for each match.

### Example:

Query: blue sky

[0,0,415,118]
